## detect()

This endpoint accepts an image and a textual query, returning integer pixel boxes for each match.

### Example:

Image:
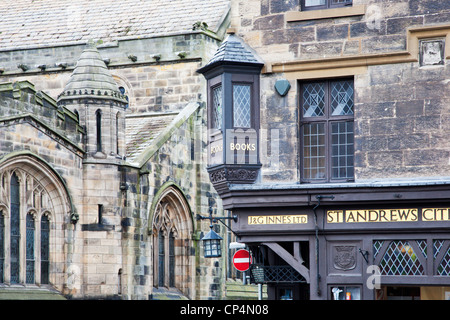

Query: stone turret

[57,41,128,160]
[56,42,127,298]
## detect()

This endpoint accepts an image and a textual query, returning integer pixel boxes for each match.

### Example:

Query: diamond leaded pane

[417,240,427,258]
[437,244,450,276]
[330,80,354,116]
[302,82,325,117]
[373,240,384,258]
[434,239,444,258]
[233,84,251,128]
[212,85,222,130]
[379,240,424,276]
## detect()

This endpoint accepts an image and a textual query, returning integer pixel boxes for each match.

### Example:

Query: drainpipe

[312,195,334,297]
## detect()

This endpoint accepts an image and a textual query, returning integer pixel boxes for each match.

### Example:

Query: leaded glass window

[233,84,251,128]
[300,78,354,182]
[41,215,50,284]
[158,232,165,287]
[26,214,35,284]
[169,231,175,287]
[302,82,325,117]
[212,85,223,130]
[330,80,354,116]
[10,172,20,284]
[302,0,352,10]
[331,121,354,179]
[302,123,326,180]
[152,197,184,291]
[373,240,383,258]
[434,240,450,276]
[0,170,54,286]
[0,212,4,283]
[378,240,424,276]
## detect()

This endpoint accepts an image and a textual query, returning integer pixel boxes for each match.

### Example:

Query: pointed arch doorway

[150,185,195,299]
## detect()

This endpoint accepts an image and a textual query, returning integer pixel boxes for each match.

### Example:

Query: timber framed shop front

[223,181,450,300]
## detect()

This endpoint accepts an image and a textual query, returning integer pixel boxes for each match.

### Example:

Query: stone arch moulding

[0,151,75,291]
[148,181,196,298]
[147,181,194,236]
[0,151,75,225]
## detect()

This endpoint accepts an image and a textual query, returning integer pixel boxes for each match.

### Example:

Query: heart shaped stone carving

[274,79,291,96]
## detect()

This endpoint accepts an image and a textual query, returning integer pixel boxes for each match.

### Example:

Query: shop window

[300,78,354,183]
[278,287,293,300]
[331,285,361,300]
[301,0,352,11]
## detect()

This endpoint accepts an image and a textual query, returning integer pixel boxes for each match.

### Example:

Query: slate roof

[0,0,230,51]
[197,33,264,74]
[125,113,177,162]
[57,41,127,103]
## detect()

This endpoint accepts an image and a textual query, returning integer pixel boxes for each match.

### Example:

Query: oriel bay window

[300,78,354,183]
[197,32,264,189]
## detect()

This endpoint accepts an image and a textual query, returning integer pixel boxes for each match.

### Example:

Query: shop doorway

[274,284,310,300]
[249,242,310,300]
[376,286,450,300]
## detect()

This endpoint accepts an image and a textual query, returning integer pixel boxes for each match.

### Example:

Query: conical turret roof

[57,41,127,104]
[197,33,264,74]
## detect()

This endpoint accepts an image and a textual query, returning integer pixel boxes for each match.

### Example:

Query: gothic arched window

[96,109,102,152]
[41,215,50,284]
[0,210,4,283]
[0,170,53,286]
[26,213,35,284]
[153,201,177,288]
[151,186,194,298]
[10,172,20,284]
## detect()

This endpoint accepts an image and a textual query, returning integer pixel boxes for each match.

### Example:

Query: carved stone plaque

[333,245,356,271]
[420,39,445,66]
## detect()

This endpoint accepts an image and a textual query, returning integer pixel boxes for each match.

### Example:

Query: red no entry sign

[233,249,252,272]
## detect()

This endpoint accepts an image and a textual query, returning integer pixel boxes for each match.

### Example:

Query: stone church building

[0,0,232,300]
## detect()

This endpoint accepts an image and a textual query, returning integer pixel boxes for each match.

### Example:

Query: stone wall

[0,31,227,299]
[230,0,450,184]
[355,61,450,179]
[0,85,84,295]
[0,34,220,114]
